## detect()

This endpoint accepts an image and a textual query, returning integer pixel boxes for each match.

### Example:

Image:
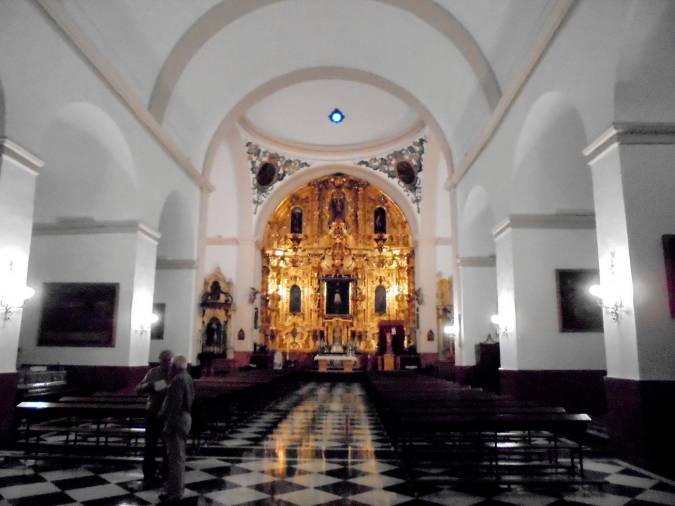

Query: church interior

[1,1,674,504]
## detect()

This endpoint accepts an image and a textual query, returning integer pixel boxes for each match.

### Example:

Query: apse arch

[157,190,195,260]
[459,185,495,257]
[36,102,138,222]
[203,66,454,180]
[511,92,592,214]
[148,0,500,122]
[614,1,675,122]
[253,163,420,243]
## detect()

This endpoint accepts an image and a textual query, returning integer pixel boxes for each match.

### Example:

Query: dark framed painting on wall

[556,269,603,332]
[663,235,675,318]
[38,282,119,347]
[151,303,165,340]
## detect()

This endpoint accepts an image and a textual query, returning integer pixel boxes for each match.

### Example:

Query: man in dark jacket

[158,355,195,504]
[136,349,173,480]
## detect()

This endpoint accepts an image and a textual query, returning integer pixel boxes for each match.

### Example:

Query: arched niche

[36,102,138,222]
[615,1,675,122]
[511,92,592,214]
[459,185,495,257]
[157,190,195,260]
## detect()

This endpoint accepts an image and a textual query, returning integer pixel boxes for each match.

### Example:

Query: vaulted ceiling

[55,0,565,168]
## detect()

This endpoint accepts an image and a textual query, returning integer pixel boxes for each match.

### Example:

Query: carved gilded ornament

[259,174,416,353]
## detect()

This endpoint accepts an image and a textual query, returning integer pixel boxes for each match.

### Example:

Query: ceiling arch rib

[148,0,501,123]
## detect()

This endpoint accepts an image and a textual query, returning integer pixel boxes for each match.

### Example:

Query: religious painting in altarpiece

[260,173,415,353]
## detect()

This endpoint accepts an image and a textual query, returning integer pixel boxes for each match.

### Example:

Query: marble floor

[2,382,674,505]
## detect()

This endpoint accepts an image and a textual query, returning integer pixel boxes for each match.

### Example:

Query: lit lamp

[490,314,507,339]
[589,284,623,321]
[1,285,35,320]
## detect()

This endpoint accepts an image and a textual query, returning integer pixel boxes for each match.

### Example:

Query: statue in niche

[375,285,387,314]
[204,317,222,348]
[329,192,346,223]
[290,207,303,234]
[289,284,302,314]
[374,207,387,234]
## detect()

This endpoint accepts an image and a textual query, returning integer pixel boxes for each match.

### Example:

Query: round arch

[148,0,500,122]
[253,163,420,243]
[511,91,592,214]
[459,185,494,257]
[157,190,195,260]
[36,101,138,222]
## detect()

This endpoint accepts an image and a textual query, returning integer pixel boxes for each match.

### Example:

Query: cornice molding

[33,218,161,243]
[457,255,496,267]
[156,258,197,270]
[493,212,595,239]
[584,122,675,162]
[447,0,577,190]
[33,0,211,191]
[0,137,44,175]
[206,236,240,246]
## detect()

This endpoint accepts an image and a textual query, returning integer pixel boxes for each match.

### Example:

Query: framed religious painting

[38,282,119,347]
[556,269,603,332]
[324,277,351,316]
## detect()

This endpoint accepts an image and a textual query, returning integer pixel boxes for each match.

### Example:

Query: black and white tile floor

[2,382,674,505]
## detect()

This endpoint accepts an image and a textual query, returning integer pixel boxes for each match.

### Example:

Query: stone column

[455,256,496,384]
[0,138,41,440]
[494,214,607,412]
[19,220,159,393]
[585,123,675,474]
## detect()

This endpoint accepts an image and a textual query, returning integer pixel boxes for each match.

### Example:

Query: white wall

[19,226,157,367]
[0,144,39,373]
[457,261,496,366]
[151,266,197,361]
[511,226,605,370]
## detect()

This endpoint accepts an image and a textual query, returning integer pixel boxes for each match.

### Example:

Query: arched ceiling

[242,79,422,151]
[53,0,560,172]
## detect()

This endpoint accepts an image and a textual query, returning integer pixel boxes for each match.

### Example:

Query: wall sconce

[1,285,35,320]
[137,312,160,334]
[589,284,623,321]
[0,261,35,320]
[490,314,508,339]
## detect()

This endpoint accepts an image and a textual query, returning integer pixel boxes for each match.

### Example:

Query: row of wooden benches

[14,369,299,455]
[366,371,593,487]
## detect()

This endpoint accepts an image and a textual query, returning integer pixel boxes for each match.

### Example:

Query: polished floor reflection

[2,382,674,505]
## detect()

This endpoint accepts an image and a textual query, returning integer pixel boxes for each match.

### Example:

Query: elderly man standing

[136,349,173,481]
[159,355,195,504]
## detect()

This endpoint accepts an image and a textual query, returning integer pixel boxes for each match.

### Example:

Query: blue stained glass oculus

[329,108,345,124]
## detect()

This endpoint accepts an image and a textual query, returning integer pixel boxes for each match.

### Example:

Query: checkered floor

[2,382,674,505]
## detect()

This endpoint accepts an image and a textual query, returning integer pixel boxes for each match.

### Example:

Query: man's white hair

[172,355,188,370]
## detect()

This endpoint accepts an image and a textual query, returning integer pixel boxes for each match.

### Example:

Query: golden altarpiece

[259,174,415,354]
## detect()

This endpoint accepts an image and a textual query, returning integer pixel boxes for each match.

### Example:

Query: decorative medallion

[357,137,426,212]
[246,142,311,213]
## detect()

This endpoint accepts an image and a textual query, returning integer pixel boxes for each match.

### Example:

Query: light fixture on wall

[490,314,508,339]
[0,261,35,320]
[588,251,624,322]
[588,284,623,321]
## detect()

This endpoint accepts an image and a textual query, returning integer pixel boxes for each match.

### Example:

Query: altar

[314,354,359,372]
